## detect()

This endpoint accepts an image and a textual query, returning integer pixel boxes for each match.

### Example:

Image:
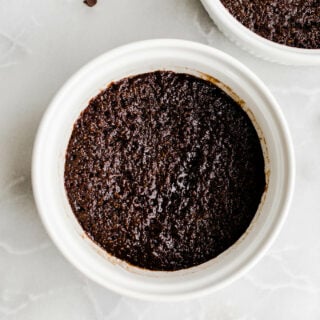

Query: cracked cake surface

[64,71,266,271]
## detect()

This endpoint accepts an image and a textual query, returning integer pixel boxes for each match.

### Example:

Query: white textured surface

[0,0,319,319]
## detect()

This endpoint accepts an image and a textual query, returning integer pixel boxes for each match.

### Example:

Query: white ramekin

[32,39,294,301]
[201,0,320,66]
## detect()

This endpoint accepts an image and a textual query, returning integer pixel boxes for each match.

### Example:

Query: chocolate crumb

[84,0,97,7]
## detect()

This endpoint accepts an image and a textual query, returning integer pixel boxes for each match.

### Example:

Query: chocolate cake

[64,71,266,271]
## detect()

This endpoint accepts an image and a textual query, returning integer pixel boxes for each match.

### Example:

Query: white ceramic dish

[201,0,320,66]
[32,39,294,301]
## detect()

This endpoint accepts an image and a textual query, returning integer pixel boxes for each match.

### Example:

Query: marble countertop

[1,0,320,319]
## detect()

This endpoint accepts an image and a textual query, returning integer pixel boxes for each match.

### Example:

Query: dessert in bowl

[32,39,294,300]
[201,0,320,65]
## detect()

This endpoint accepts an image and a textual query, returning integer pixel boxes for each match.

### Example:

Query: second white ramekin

[201,0,320,66]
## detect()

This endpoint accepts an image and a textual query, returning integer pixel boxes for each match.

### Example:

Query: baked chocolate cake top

[64,71,266,271]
